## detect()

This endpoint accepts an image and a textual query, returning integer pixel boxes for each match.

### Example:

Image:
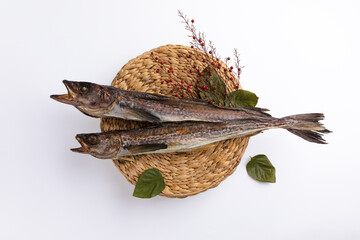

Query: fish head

[71,132,122,159]
[50,80,118,116]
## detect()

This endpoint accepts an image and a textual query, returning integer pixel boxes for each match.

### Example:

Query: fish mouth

[50,80,76,105]
[71,135,89,153]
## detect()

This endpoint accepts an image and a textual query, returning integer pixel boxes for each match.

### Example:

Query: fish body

[72,113,329,160]
[51,80,271,122]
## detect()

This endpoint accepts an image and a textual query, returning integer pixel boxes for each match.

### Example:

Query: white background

[1,0,359,239]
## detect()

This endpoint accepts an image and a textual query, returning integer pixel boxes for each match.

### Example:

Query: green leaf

[133,168,165,198]
[198,66,227,106]
[197,66,259,108]
[225,90,258,107]
[246,155,276,183]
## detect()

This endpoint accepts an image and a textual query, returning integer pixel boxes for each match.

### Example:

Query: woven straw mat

[100,44,249,198]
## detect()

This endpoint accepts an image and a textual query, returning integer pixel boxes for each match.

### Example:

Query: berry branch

[149,11,253,108]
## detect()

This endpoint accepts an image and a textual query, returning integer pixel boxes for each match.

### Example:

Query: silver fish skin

[50,80,272,122]
[71,113,329,160]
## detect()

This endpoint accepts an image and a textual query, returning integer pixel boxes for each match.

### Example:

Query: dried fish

[71,114,329,160]
[51,80,271,122]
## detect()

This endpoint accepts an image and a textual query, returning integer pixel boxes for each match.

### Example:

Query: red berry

[209,101,213,104]
[169,79,173,82]
[209,51,213,54]
[189,84,192,87]
[188,54,192,58]
[156,69,160,73]
[151,52,154,55]
[170,90,174,93]
[205,95,208,97]
[191,46,194,48]
[200,73,204,76]
[201,43,205,47]
[199,38,202,43]
[181,80,184,84]
[175,94,179,97]
[230,66,234,69]
[205,87,209,90]
[227,57,230,60]
[168,70,171,73]
[197,79,200,83]
[202,86,206,89]
[177,87,180,90]
[230,77,233,80]
[161,81,164,84]
[213,87,216,90]
[181,94,185,98]
[193,36,196,40]
[174,83,177,86]
[238,68,241,71]
[211,62,215,66]
[170,67,173,70]
[234,104,237,108]
[189,70,193,73]
[155,57,158,60]
[209,72,212,76]
[160,61,164,65]
[193,65,196,69]
[206,78,209,82]
[191,19,194,23]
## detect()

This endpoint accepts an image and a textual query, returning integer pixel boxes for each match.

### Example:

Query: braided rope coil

[100,44,249,198]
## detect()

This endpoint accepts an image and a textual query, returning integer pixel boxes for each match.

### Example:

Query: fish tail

[281,113,331,144]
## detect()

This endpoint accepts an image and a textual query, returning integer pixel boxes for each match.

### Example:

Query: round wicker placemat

[100,44,249,198]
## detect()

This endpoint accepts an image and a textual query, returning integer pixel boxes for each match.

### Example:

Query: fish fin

[240,107,272,117]
[215,105,272,117]
[282,113,331,144]
[285,113,324,122]
[122,106,161,122]
[124,143,168,154]
[287,129,327,144]
[283,113,329,131]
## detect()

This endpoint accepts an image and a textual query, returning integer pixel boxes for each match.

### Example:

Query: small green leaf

[246,155,276,183]
[225,90,258,107]
[198,66,227,106]
[133,168,165,198]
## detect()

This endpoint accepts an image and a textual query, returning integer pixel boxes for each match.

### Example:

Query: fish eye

[87,135,99,145]
[79,82,91,94]
[80,86,88,93]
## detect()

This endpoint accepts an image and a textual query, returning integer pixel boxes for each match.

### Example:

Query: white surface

[1,0,359,239]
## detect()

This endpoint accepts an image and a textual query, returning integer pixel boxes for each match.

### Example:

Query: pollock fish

[50,80,272,122]
[71,113,329,160]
